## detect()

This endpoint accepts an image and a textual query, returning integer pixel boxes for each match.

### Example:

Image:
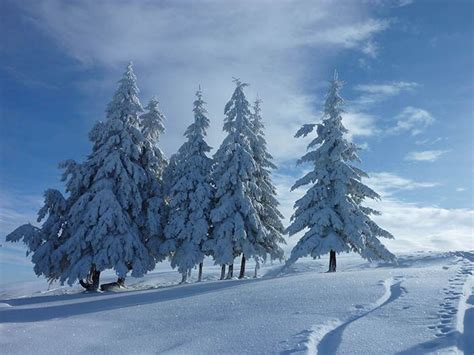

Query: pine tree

[249,98,286,275]
[6,188,68,283]
[206,79,266,278]
[287,72,395,271]
[139,96,169,278]
[53,62,164,289]
[163,87,214,283]
[7,62,168,291]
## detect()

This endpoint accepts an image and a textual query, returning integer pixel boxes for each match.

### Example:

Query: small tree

[164,87,214,283]
[6,189,68,284]
[287,72,395,272]
[206,79,265,279]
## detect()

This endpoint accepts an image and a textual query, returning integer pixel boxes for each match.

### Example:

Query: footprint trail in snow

[424,253,473,352]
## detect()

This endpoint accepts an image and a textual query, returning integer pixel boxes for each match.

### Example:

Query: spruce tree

[249,98,286,275]
[206,79,265,279]
[6,188,68,283]
[7,63,166,290]
[287,72,395,272]
[164,87,214,283]
[139,96,169,277]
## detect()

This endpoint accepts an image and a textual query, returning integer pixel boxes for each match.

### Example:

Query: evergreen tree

[139,96,169,278]
[287,72,395,272]
[6,188,68,283]
[57,62,163,288]
[163,87,214,283]
[7,63,166,290]
[249,98,286,272]
[206,79,265,279]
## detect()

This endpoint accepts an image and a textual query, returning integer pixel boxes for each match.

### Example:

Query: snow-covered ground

[0,251,472,354]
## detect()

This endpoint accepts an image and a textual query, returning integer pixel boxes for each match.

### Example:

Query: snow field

[2,252,471,354]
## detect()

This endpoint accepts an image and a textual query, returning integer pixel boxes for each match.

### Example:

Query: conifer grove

[6,64,394,289]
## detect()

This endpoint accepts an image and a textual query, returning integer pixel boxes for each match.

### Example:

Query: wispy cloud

[0,189,42,240]
[1,65,59,90]
[15,0,390,164]
[354,81,418,105]
[343,111,379,139]
[365,172,439,197]
[414,137,445,146]
[392,106,435,135]
[405,149,449,162]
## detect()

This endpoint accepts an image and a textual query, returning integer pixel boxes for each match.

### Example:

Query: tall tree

[163,87,214,283]
[248,98,286,277]
[206,79,265,279]
[7,63,164,290]
[139,96,169,282]
[57,62,163,288]
[287,72,395,272]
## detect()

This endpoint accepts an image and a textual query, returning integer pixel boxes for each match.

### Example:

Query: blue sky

[0,0,473,283]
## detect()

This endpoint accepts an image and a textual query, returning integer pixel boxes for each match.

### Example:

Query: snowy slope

[0,252,472,354]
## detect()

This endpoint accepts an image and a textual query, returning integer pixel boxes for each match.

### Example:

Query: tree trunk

[181,272,188,284]
[100,276,125,292]
[220,265,226,280]
[198,262,203,282]
[254,260,260,278]
[226,264,234,279]
[239,255,246,279]
[328,250,337,272]
[79,265,101,291]
[91,270,101,290]
[188,268,192,278]
[117,277,125,287]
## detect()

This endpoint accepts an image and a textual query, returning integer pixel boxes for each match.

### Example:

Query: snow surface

[0,251,473,354]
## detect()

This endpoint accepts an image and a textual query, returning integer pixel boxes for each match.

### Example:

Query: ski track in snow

[300,276,406,355]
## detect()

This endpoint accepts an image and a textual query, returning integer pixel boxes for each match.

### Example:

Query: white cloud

[414,137,445,145]
[405,149,449,162]
[368,198,474,253]
[456,187,466,192]
[16,0,390,163]
[392,106,435,135]
[354,81,418,105]
[342,111,378,139]
[364,172,472,253]
[364,172,439,197]
[0,190,42,239]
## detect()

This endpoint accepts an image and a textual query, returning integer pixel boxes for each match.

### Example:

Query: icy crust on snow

[0,252,472,354]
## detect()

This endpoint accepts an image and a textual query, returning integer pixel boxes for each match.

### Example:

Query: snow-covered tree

[249,98,286,271]
[50,62,163,289]
[6,64,170,290]
[206,79,266,279]
[6,188,68,283]
[139,96,169,275]
[163,153,178,201]
[287,72,395,272]
[163,87,214,283]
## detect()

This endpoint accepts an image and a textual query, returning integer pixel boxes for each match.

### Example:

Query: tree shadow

[0,277,261,323]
